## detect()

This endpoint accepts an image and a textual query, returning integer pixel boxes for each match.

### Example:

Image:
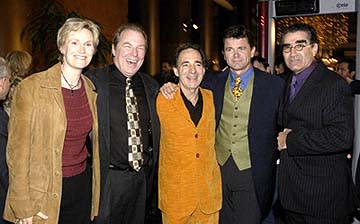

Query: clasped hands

[277,128,292,151]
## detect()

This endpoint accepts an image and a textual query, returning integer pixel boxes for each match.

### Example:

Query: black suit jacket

[0,106,8,196]
[0,106,8,224]
[202,67,285,217]
[278,62,354,218]
[86,65,160,203]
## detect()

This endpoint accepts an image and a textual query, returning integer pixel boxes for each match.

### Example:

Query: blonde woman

[4,18,100,224]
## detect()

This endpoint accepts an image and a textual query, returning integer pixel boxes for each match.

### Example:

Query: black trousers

[280,209,353,224]
[0,192,11,224]
[94,167,147,224]
[220,156,262,224]
[58,166,92,224]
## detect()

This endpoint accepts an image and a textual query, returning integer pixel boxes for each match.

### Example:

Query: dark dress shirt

[180,90,203,127]
[289,61,316,102]
[109,67,151,169]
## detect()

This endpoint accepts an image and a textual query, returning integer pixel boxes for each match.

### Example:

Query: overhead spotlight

[182,23,188,28]
[192,24,199,30]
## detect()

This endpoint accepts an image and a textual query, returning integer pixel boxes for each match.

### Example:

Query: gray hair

[0,57,11,79]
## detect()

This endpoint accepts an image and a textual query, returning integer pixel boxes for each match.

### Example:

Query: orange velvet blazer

[156,88,222,218]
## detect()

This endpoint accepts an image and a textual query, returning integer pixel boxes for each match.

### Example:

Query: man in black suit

[277,23,354,223]
[86,24,160,224]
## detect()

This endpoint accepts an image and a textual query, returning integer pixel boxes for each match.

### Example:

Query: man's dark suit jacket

[202,67,285,217]
[0,106,9,224]
[86,65,160,210]
[278,62,354,219]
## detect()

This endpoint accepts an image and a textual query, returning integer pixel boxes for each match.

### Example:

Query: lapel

[172,88,209,128]
[83,76,98,128]
[287,64,322,113]
[141,73,157,115]
[247,71,259,135]
[172,88,196,127]
[102,67,111,156]
[39,63,66,117]
[139,73,160,159]
[213,70,229,127]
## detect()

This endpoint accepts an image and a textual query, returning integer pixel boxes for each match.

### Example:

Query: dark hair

[274,55,290,74]
[274,55,285,67]
[280,23,318,45]
[339,58,356,73]
[112,23,148,49]
[222,25,255,48]
[251,56,269,68]
[173,43,208,69]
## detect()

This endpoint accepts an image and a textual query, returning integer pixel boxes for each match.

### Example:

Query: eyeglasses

[282,43,312,53]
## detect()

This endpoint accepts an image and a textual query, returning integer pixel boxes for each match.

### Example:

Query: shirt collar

[293,61,317,83]
[229,65,254,90]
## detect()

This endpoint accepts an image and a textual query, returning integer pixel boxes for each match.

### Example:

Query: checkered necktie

[125,78,144,171]
[232,76,243,99]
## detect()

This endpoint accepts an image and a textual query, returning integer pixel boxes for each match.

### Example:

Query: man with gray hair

[0,57,12,224]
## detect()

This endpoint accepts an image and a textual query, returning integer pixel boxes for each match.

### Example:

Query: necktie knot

[232,76,243,98]
[126,77,132,87]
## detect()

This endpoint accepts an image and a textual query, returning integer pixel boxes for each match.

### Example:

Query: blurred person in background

[336,58,356,84]
[154,60,177,86]
[4,50,33,114]
[274,55,290,80]
[0,57,12,224]
[251,56,271,73]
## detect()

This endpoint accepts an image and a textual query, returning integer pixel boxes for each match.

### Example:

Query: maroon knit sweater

[61,79,92,177]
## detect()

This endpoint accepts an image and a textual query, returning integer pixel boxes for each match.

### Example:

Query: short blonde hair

[57,17,100,61]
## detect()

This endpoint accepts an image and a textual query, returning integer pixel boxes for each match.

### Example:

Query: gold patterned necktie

[232,76,243,99]
[125,78,144,172]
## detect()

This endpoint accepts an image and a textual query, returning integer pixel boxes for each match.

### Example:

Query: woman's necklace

[61,71,81,95]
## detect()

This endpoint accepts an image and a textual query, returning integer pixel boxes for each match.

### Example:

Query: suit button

[196,153,200,158]
[228,149,231,152]
[235,107,238,110]
[53,193,58,198]
[232,133,236,136]
[233,124,237,127]
[232,142,235,144]
[235,115,238,118]
[195,134,198,138]
[55,171,60,177]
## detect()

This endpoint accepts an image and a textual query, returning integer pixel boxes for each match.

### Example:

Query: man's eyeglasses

[282,43,312,53]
